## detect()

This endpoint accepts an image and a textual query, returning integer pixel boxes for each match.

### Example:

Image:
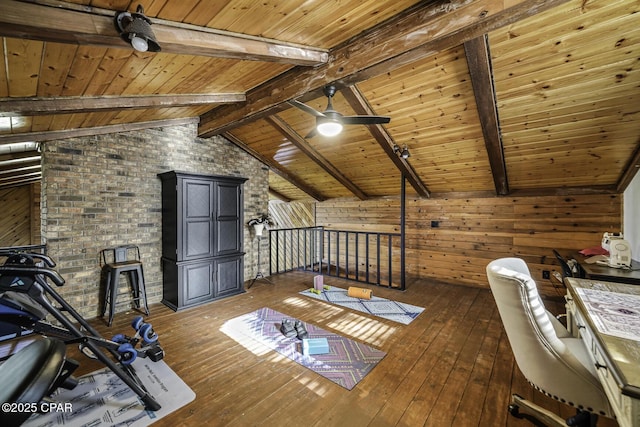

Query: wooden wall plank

[314,193,622,296]
[0,184,37,246]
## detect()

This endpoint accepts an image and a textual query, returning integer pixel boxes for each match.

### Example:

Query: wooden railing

[268,227,403,289]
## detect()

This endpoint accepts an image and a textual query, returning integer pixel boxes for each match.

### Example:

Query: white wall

[623,171,640,261]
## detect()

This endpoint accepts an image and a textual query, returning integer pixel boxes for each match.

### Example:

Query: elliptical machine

[0,249,164,412]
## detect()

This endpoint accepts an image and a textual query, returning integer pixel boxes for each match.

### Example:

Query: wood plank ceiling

[0,0,638,199]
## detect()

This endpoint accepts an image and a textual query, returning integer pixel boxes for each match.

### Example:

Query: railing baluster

[365,232,369,283]
[318,227,323,272]
[297,228,301,271]
[302,228,305,270]
[275,229,279,273]
[377,234,381,285]
[266,226,401,289]
[269,230,273,276]
[336,232,341,277]
[345,231,349,279]
[388,233,392,287]
[329,231,333,275]
[355,232,359,282]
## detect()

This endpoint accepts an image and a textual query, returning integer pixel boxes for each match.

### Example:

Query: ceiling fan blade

[288,100,326,118]
[341,115,391,125]
[304,128,318,139]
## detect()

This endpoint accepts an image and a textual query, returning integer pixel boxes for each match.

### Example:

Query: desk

[565,278,640,427]
[570,252,640,285]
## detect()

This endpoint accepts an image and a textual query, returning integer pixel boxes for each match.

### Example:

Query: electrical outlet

[542,270,550,279]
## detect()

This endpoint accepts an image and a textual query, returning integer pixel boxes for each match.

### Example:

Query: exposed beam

[464,35,509,196]
[616,137,640,193]
[0,94,246,117]
[430,185,619,199]
[265,115,368,201]
[0,0,327,66]
[0,117,199,144]
[0,176,41,189]
[268,188,291,203]
[199,0,571,137]
[0,156,41,166]
[0,171,40,183]
[0,151,41,163]
[222,132,326,202]
[341,85,430,198]
[0,163,40,175]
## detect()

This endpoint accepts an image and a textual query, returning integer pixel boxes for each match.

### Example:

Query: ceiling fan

[288,85,390,138]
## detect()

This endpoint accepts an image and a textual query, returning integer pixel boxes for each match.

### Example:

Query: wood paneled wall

[268,200,315,228]
[0,183,40,247]
[315,193,621,296]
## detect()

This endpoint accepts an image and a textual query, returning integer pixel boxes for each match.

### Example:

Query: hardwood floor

[74,272,618,427]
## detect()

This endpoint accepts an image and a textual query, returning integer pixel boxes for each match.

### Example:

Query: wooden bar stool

[100,245,149,326]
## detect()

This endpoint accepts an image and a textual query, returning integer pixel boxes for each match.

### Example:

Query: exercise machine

[0,250,164,412]
[0,337,80,425]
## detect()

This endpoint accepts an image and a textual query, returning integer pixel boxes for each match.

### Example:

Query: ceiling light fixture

[316,117,343,137]
[115,5,161,53]
[393,144,410,159]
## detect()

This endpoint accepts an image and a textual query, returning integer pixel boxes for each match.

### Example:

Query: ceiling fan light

[317,120,343,137]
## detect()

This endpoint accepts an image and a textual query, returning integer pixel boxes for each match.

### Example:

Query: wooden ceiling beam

[0,94,246,117]
[0,151,41,163]
[199,0,571,137]
[268,188,292,203]
[0,163,40,175]
[464,35,509,196]
[222,132,326,202]
[430,185,619,199]
[265,115,368,200]
[0,0,327,66]
[0,117,199,144]
[341,85,430,198]
[616,137,640,193]
[0,176,41,190]
[0,171,41,183]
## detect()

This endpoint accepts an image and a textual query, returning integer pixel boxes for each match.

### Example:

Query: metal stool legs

[101,264,149,326]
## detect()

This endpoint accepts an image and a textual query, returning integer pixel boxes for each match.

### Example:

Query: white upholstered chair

[486,257,614,427]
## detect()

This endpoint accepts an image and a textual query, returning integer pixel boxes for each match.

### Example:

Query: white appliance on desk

[601,232,632,268]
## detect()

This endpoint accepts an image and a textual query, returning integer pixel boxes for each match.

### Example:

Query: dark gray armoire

[158,171,247,311]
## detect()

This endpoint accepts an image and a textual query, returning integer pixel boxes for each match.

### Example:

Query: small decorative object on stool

[302,337,330,356]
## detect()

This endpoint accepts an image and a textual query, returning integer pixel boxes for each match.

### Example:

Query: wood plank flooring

[73,272,619,427]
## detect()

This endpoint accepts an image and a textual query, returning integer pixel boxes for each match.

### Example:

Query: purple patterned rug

[221,307,386,390]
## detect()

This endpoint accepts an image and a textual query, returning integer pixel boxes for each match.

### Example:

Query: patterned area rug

[300,286,424,325]
[23,359,195,427]
[221,307,386,390]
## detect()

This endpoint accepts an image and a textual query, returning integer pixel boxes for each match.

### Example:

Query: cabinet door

[181,260,215,307]
[214,181,242,256]
[214,256,243,298]
[181,178,214,260]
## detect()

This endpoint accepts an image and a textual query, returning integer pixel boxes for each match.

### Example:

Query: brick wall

[42,123,268,319]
